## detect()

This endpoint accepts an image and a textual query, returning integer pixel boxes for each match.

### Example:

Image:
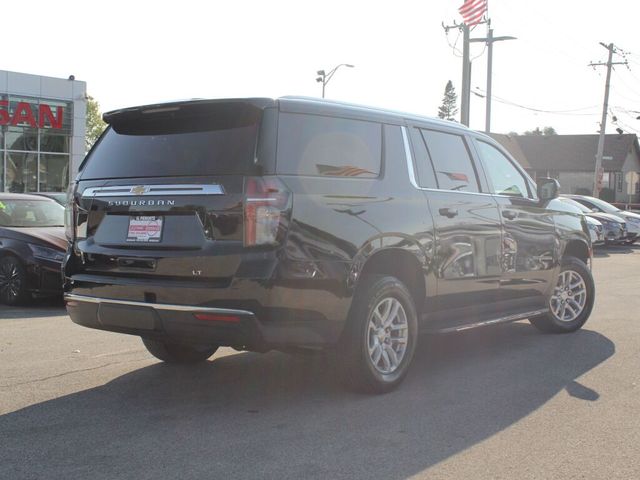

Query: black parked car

[0,193,66,305]
[64,97,595,392]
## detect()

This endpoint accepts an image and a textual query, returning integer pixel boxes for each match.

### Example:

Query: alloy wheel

[549,270,587,322]
[0,261,22,301]
[367,297,409,374]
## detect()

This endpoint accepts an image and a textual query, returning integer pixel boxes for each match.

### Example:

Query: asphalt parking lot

[1,246,639,480]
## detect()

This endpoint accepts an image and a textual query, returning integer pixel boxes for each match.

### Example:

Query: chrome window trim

[401,126,420,190]
[82,184,225,198]
[64,293,254,316]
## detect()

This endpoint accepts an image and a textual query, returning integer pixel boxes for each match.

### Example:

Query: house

[490,133,640,203]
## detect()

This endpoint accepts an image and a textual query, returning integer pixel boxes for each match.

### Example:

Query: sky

[5,0,640,135]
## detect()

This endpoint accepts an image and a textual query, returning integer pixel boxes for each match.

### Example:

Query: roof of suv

[103,96,474,136]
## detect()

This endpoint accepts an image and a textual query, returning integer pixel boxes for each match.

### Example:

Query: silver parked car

[566,195,640,245]
[558,197,625,245]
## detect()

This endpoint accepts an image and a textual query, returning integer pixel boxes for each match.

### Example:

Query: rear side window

[277,113,381,177]
[421,130,479,193]
[81,105,261,179]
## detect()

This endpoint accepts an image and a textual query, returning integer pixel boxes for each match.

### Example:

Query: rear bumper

[65,293,266,349]
[64,272,350,350]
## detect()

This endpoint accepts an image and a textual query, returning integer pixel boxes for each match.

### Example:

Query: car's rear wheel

[529,256,595,333]
[338,275,418,393]
[141,338,218,363]
[0,256,28,305]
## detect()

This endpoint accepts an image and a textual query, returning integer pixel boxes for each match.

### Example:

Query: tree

[86,95,107,151]
[524,126,557,136]
[438,80,459,121]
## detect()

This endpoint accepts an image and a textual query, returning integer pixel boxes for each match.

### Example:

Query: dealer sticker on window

[126,216,163,243]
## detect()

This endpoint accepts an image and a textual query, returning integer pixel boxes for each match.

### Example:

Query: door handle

[502,210,518,220]
[439,207,459,218]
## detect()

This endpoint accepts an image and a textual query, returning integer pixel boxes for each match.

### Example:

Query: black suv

[64,97,595,392]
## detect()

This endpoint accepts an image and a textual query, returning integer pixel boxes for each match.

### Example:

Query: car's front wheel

[339,275,418,393]
[141,338,218,363]
[0,256,28,305]
[530,256,595,333]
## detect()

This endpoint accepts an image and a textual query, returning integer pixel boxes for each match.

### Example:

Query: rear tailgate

[74,176,245,280]
[68,99,277,282]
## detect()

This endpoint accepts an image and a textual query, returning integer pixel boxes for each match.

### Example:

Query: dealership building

[0,70,86,193]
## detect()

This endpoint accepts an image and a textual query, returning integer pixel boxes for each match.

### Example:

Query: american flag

[459,0,488,27]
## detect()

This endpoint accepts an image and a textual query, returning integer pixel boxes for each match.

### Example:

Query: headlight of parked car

[28,244,65,262]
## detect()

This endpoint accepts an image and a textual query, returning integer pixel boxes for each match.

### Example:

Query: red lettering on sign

[0,100,9,125]
[0,101,65,129]
[11,102,37,127]
[38,104,63,129]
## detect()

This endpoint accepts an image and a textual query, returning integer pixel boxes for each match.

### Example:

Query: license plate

[126,216,163,243]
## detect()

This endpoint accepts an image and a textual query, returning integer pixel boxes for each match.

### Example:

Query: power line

[611,69,640,98]
[472,88,599,115]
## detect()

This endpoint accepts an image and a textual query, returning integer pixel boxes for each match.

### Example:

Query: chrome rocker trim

[431,308,550,334]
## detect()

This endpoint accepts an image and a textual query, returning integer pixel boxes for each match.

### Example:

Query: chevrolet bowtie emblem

[130,185,149,195]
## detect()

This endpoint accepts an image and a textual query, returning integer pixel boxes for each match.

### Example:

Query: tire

[529,256,595,334]
[141,338,218,363]
[0,255,29,305]
[338,275,418,393]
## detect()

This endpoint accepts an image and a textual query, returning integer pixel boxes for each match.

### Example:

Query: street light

[316,63,354,98]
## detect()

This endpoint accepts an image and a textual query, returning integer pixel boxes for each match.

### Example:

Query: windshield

[0,199,64,227]
[560,197,591,213]
[580,196,621,214]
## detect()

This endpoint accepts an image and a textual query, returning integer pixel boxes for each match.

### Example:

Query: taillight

[244,177,291,247]
[64,181,78,241]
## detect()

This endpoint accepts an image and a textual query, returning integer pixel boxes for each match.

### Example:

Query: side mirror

[537,177,560,203]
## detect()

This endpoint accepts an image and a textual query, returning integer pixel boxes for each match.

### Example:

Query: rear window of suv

[80,104,261,179]
[276,113,381,178]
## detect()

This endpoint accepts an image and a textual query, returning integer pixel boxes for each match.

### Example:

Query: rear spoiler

[103,98,277,125]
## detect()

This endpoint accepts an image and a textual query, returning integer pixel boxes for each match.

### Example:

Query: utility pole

[589,43,627,197]
[470,24,516,133]
[442,19,489,127]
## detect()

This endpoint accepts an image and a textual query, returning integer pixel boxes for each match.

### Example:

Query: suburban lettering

[107,200,176,207]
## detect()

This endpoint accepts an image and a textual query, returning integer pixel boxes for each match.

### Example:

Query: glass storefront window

[6,152,38,193]
[6,127,38,151]
[39,154,69,192]
[1,95,72,193]
[40,131,69,153]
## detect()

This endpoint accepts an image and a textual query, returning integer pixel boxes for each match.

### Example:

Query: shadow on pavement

[593,245,637,257]
[0,322,614,480]
[0,297,65,319]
